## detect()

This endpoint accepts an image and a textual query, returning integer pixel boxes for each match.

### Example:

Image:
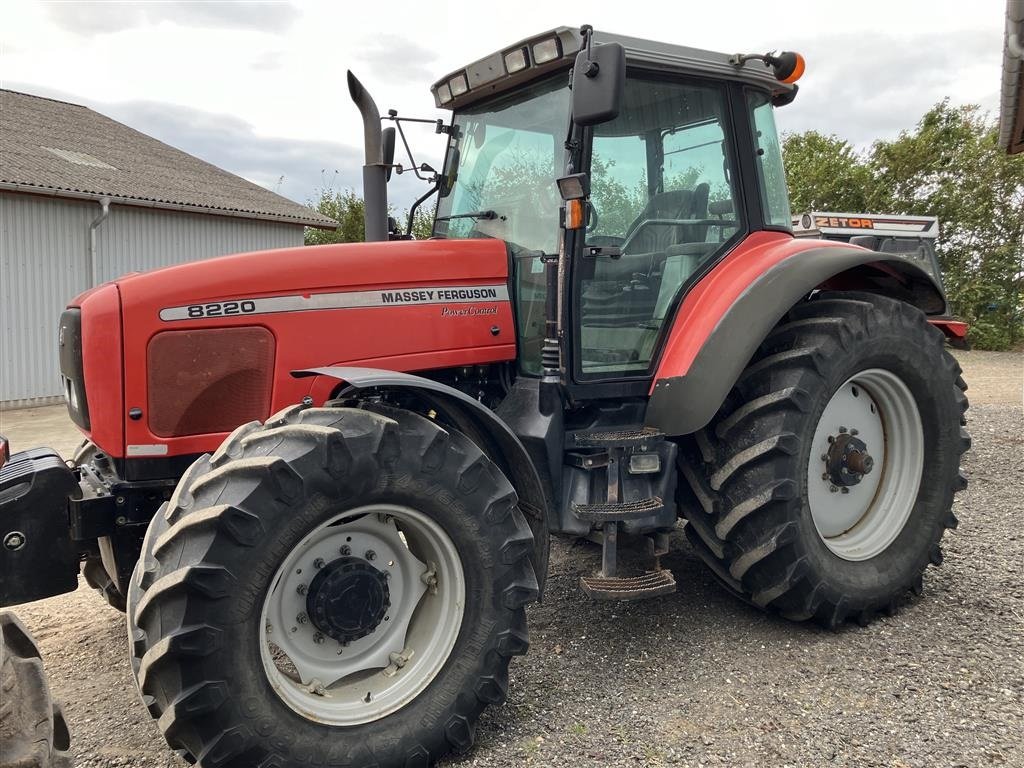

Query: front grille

[147,327,275,437]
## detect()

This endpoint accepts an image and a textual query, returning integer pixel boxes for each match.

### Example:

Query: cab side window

[747,91,792,228]
[576,76,741,378]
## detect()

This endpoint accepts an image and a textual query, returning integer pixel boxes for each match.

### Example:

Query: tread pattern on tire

[0,612,73,768]
[127,403,538,767]
[679,292,970,628]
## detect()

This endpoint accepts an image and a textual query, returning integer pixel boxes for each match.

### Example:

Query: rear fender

[293,367,551,592]
[645,236,945,436]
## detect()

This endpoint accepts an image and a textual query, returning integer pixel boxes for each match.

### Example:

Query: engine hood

[80,238,517,459]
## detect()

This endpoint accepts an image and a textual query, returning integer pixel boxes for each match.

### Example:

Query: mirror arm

[382,111,448,183]
[406,181,441,238]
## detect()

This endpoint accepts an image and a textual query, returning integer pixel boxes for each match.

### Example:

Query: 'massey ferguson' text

[381,287,499,304]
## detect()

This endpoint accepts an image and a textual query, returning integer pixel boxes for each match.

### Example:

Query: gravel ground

[2,351,1021,767]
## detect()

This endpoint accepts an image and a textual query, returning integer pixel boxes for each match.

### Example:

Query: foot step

[579,570,676,601]
[572,496,664,522]
[568,427,665,449]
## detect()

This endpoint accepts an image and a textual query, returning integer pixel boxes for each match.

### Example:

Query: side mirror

[382,126,396,181]
[571,42,625,126]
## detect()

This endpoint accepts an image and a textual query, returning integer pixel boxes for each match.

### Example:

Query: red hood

[73,238,516,458]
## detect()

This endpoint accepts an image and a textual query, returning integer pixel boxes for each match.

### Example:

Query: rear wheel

[127,403,537,766]
[680,292,970,627]
[0,612,72,768]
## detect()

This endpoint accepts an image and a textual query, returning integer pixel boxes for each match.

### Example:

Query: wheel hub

[825,431,875,487]
[307,557,390,644]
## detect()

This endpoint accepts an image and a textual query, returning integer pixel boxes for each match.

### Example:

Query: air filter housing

[147,327,275,437]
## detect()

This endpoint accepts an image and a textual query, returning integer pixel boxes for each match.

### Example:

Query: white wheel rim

[259,504,465,725]
[807,369,924,561]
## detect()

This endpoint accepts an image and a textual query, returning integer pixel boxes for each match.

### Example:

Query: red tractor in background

[0,26,969,767]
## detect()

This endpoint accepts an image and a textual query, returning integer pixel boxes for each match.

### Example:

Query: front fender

[645,234,945,436]
[292,366,551,590]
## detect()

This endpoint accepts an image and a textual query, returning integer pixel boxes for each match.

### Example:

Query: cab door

[567,74,744,393]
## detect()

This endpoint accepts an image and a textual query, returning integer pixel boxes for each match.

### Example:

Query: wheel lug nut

[296,583,307,596]
[820,454,828,461]
[827,436,835,443]
[850,428,859,436]
[840,487,850,494]
[314,632,325,645]
[838,426,848,433]
[365,550,376,561]
[297,612,308,625]
[829,485,839,493]
[821,473,829,481]
[339,545,351,556]
[313,558,325,569]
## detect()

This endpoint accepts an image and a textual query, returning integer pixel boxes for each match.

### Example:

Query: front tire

[0,612,72,767]
[127,403,538,766]
[680,293,970,628]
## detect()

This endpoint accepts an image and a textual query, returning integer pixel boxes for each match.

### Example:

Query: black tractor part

[0,612,73,767]
[0,449,79,607]
[128,402,538,766]
[679,292,970,628]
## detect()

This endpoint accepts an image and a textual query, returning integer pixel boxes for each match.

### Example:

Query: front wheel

[127,403,538,766]
[680,292,970,628]
[0,612,72,767]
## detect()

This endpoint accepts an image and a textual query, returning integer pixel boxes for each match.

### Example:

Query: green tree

[869,103,1024,350]
[783,105,1024,350]
[408,203,436,240]
[782,131,873,213]
[304,189,365,245]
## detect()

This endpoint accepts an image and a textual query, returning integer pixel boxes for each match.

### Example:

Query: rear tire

[0,612,73,768]
[679,292,970,628]
[127,402,538,766]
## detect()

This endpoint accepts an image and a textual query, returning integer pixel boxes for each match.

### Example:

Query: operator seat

[623,183,710,254]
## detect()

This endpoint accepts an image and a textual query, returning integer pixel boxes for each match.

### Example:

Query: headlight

[531,38,561,64]
[504,47,528,73]
[448,74,469,97]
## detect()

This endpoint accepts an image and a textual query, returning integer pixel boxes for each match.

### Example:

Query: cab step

[571,496,664,522]
[579,570,677,601]
[568,427,665,449]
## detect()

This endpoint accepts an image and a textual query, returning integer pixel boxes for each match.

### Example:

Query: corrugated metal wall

[1,191,303,405]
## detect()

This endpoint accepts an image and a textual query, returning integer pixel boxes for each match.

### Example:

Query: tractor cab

[428,27,800,393]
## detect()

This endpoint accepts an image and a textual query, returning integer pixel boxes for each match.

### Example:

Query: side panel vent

[148,327,275,437]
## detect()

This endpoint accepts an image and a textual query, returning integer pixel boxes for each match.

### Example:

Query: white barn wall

[1,191,303,406]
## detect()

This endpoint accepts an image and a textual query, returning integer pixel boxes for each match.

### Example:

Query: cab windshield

[433,75,570,255]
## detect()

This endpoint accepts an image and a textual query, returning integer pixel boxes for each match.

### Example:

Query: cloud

[777,29,1001,147]
[353,34,440,84]
[46,1,299,36]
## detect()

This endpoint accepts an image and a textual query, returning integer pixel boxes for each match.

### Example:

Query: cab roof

[431,26,796,110]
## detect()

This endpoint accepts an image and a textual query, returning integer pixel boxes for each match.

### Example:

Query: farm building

[0,89,336,406]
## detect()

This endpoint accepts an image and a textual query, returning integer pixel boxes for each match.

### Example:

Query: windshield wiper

[435,210,500,222]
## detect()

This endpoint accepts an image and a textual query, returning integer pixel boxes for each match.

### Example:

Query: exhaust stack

[347,70,388,242]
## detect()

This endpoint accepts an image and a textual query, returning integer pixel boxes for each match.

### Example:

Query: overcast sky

[1,0,1007,210]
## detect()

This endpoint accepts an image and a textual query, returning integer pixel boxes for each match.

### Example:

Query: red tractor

[0,26,969,767]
